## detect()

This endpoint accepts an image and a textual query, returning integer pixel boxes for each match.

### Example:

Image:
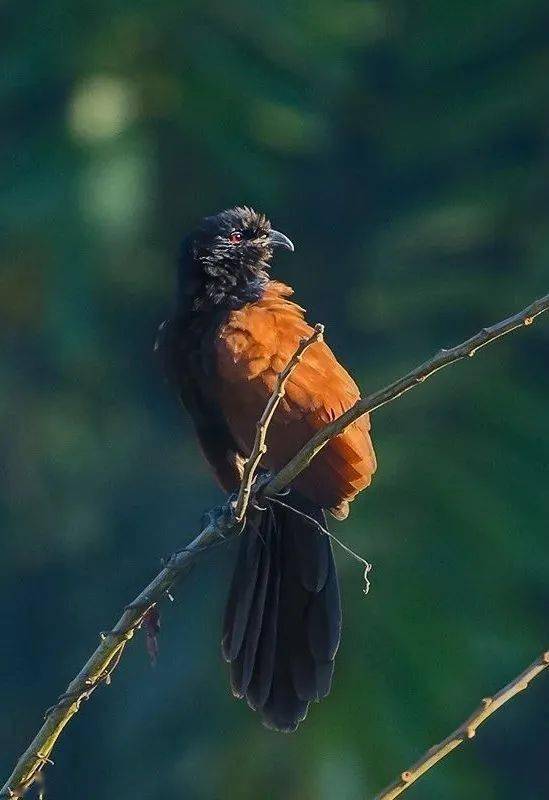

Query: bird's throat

[178,256,269,316]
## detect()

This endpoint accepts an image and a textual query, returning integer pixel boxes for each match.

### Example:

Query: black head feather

[178,207,294,311]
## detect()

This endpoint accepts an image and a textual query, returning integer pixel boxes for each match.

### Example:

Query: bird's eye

[228,231,244,244]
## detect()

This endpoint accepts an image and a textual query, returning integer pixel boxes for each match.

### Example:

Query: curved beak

[269,229,295,252]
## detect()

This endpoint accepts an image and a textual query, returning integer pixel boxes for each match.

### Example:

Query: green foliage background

[1,2,548,798]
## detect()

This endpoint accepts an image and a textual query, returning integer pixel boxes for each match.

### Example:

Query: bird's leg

[252,470,291,510]
[249,470,274,511]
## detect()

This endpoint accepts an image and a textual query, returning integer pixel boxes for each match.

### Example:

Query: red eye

[229,231,243,244]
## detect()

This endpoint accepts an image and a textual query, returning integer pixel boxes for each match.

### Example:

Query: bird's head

[178,206,294,309]
[188,206,293,274]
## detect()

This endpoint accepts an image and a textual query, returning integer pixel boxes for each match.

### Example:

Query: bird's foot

[251,471,292,509]
[201,494,244,537]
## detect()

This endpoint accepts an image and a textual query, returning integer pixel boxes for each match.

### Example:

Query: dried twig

[233,323,324,522]
[266,292,549,496]
[268,495,373,594]
[372,651,549,800]
[0,523,225,799]
[2,292,549,798]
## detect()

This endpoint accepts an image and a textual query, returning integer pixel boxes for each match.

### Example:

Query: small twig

[372,651,549,800]
[233,323,324,522]
[268,496,372,594]
[2,293,549,799]
[266,292,549,497]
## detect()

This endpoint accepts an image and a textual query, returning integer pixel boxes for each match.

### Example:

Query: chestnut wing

[215,282,376,513]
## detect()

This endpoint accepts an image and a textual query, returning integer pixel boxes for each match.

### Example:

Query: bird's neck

[176,246,269,318]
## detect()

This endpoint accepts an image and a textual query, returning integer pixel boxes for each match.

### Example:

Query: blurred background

[1,1,548,798]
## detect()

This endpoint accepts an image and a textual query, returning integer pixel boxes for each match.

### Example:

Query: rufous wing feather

[215,281,376,513]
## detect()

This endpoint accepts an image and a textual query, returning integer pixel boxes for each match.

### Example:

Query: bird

[157,206,377,731]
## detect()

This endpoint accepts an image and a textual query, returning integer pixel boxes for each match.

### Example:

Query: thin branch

[265,292,549,496]
[372,651,549,800]
[268,496,372,594]
[0,521,225,799]
[234,323,324,522]
[2,292,549,798]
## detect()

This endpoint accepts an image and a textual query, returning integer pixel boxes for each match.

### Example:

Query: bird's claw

[201,495,244,537]
[250,471,276,510]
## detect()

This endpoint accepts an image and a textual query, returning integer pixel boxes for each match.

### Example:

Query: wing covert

[215,281,376,513]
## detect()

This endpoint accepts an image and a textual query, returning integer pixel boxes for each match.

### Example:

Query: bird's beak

[268,229,295,252]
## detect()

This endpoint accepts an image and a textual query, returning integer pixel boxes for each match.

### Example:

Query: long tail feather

[222,492,342,731]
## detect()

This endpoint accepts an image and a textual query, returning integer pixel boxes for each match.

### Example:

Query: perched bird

[158,206,376,731]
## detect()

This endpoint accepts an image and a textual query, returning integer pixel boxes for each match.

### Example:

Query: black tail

[221,492,342,732]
